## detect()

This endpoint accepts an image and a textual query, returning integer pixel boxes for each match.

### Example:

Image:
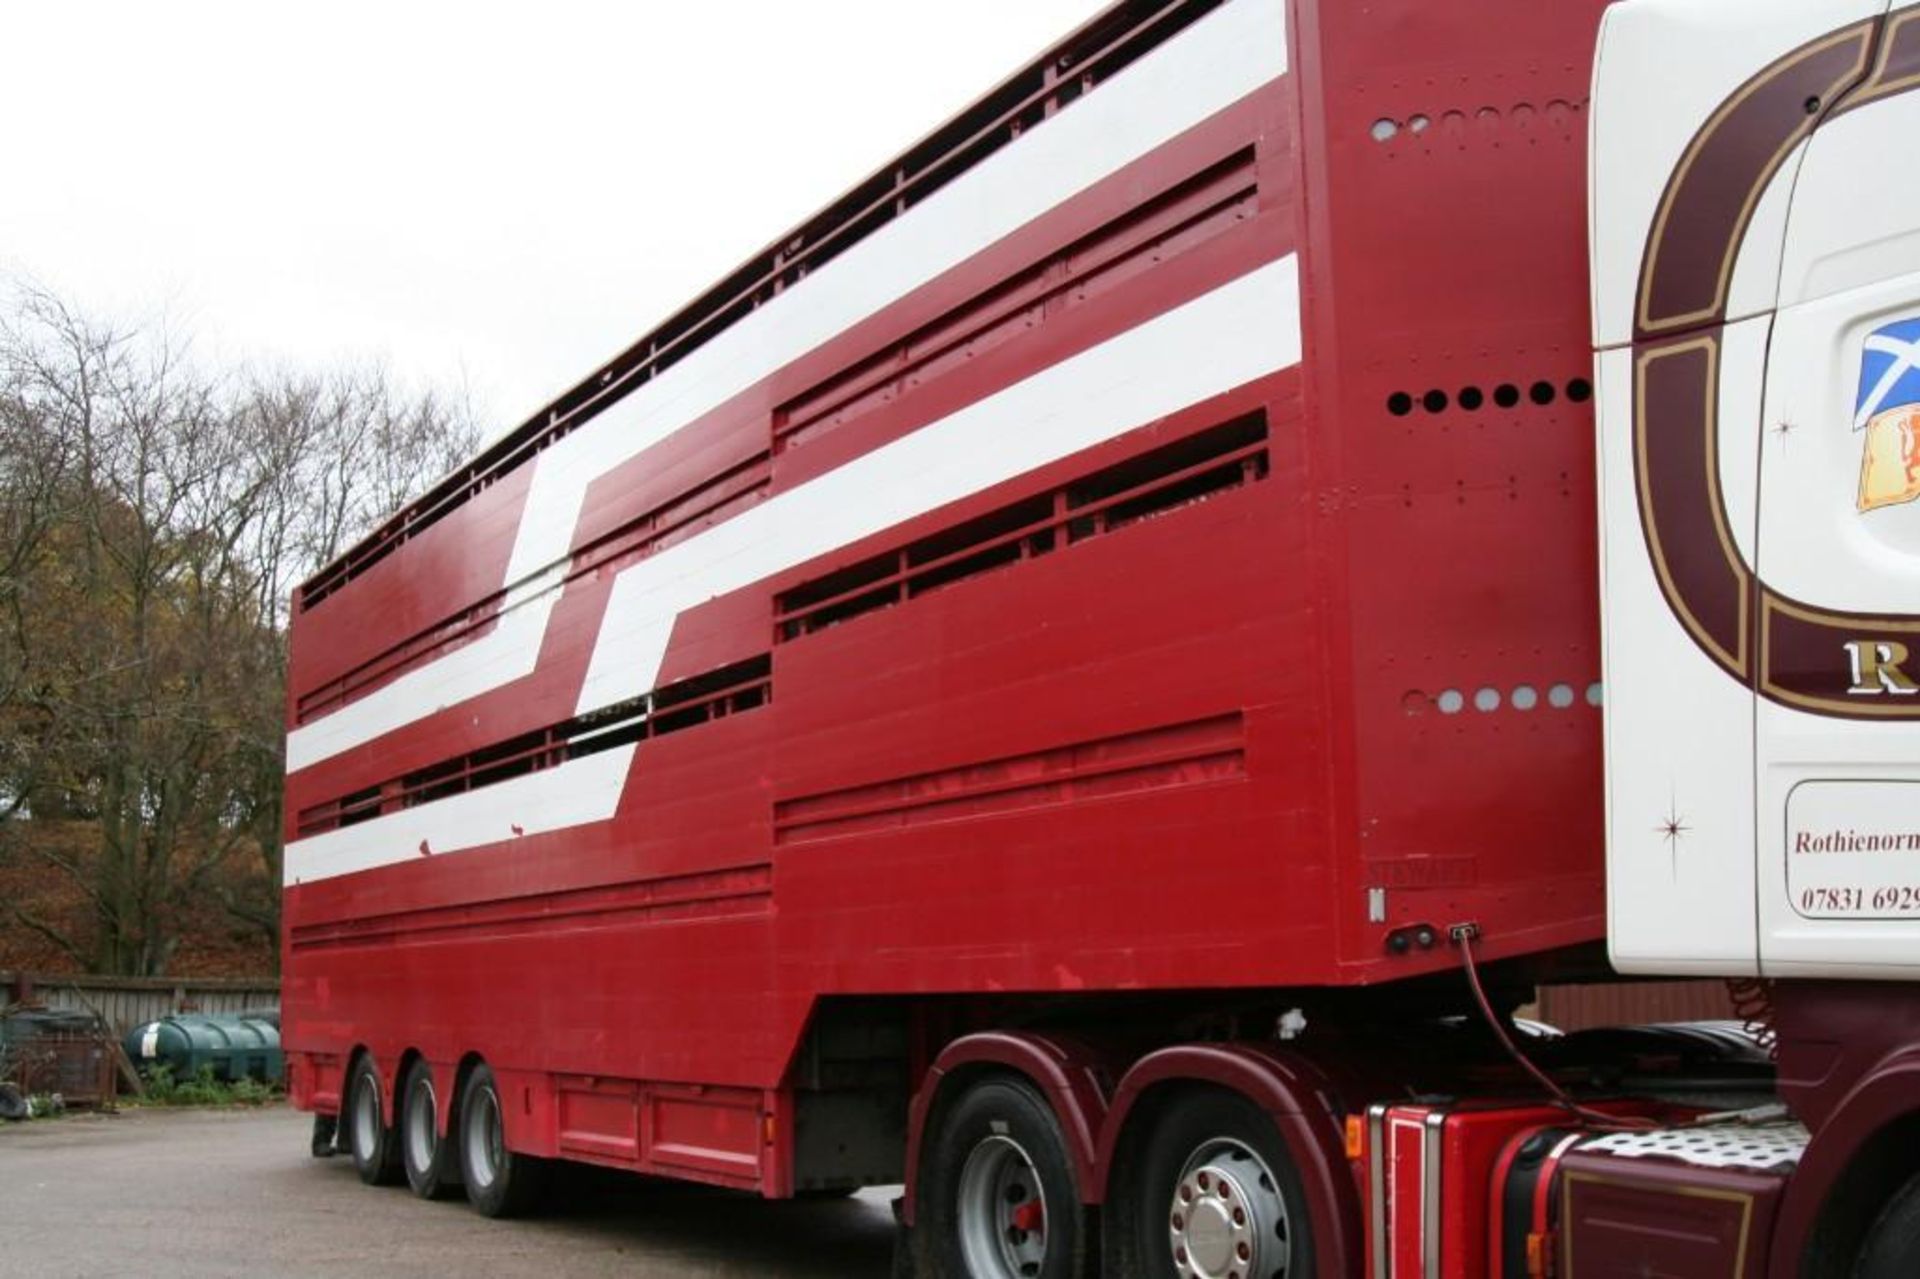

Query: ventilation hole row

[1412,681,1602,717]
[1369,99,1584,144]
[1386,379,1591,418]
[1372,115,1434,142]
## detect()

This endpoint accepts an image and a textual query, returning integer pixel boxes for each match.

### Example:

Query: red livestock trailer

[284,0,1920,1274]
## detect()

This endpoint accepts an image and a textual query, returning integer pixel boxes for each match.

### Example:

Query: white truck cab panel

[1589,0,1888,351]
[1758,46,1920,976]
[1593,0,1920,979]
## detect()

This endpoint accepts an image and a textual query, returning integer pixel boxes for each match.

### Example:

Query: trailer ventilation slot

[774,713,1246,845]
[296,595,507,724]
[296,654,771,838]
[774,146,1258,455]
[293,454,772,727]
[775,410,1267,642]
[289,865,774,952]
[294,0,1225,615]
[571,452,773,585]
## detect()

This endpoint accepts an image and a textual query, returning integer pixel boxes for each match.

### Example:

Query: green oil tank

[123,1014,282,1083]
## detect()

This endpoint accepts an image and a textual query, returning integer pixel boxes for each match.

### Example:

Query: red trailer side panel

[282,0,1615,1183]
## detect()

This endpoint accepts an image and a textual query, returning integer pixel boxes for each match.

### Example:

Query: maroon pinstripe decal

[1635,24,1875,339]
[1631,12,1920,718]
[1832,6,1920,118]
[1636,337,1747,672]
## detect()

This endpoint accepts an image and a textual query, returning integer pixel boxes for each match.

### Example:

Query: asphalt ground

[0,1104,898,1277]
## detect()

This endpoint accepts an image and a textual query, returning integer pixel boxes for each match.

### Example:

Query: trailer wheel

[915,1075,1090,1279]
[1119,1089,1313,1279]
[345,1054,403,1187]
[400,1059,460,1200]
[1856,1172,1920,1278]
[458,1062,546,1218]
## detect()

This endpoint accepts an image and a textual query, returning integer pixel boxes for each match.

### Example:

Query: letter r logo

[1845,640,1920,696]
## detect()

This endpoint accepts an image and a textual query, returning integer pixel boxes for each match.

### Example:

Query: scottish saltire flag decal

[1855,316,1920,513]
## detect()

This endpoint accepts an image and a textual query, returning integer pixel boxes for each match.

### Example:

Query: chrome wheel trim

[350,1071,380,1162]
[404,1074,437,1175]
[956,1133,1049,1279]
[1167,1137,1292,1279]
[466,1085,502,1191]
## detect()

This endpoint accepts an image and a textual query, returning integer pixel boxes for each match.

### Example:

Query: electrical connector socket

[1447,922,1480,944]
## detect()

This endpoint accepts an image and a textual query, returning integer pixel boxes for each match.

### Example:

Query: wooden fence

[1,971,279,1035]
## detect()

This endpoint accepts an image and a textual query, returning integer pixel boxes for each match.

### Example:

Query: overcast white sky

[2,1,1107,432]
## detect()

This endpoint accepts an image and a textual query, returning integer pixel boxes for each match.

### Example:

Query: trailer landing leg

[310,1113,338,1158]
[890,1194,914,1279]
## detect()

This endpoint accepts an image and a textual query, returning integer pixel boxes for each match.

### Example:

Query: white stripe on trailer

[285,0,1290,776]
[286,740,637,885]
[285,253,1303,886]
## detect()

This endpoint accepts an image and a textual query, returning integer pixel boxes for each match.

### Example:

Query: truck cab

[1594,0,1920,981]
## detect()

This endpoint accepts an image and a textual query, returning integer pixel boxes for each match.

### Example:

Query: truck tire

[345,1054,403,1186]
[458,1062,547,1218]
[1856,1172,1920,1278]
[400,1058,460,1200]
[1117,1089,1314,1279]
[914,1075,1091,1279]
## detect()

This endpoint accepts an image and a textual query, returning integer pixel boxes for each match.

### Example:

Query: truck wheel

[401,1059,460,1200]
[345,1054,403,1186]
[1120,1089,1313,1279]
[1857,1172,1920,1278]
[458,1062,546,1218]
[915,1075,1090,1279]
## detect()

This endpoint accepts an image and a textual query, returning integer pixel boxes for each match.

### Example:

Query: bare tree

[0,284,478,975]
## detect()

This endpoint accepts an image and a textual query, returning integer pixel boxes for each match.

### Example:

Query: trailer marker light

[1344,1114,1364,1160]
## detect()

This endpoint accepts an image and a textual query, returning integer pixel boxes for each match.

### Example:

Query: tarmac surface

[0,1104,898,1277]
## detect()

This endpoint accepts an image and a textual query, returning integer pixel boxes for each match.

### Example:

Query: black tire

[400,1058,461,1200]
[1857,1172,1920,1278]
[345,1054,403,1186]
[1116,1089,1315,1279]
[458,1062,547,1218]
[913,1075,1091,1279]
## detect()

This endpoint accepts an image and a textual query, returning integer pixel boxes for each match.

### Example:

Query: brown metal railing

[295,0,1226,614]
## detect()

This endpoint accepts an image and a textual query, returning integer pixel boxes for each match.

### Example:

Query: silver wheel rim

[351,1072,380,1161]
[466,1086,502,1191]
[405,1075,437,1176]
[956,1134,1048,1279]
[1168,1138,1293,1279]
